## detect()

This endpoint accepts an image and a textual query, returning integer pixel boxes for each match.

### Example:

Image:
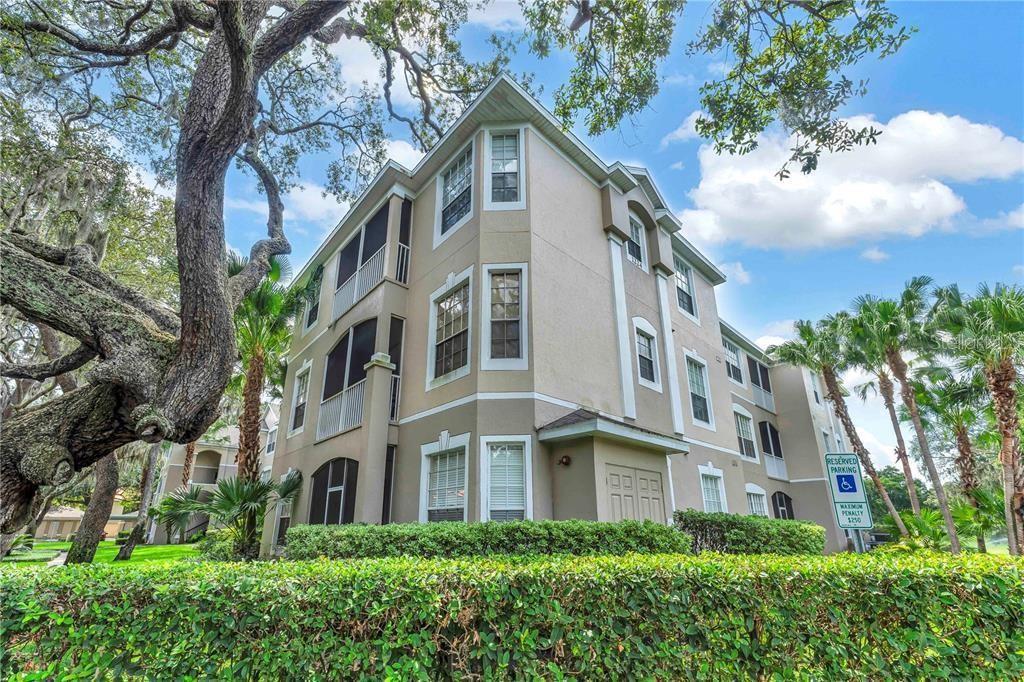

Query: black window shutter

[341,458,359,524]
[758,421,772,455]
[760,364,772,392]
[322,332,350,400]
[771,492,781,518]
[769,424,784,458]
[748,357,761,388]
[346,318,377,387]
[309,464,330,525]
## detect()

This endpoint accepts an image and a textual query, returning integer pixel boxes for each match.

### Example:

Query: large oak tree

[0,0,909,533]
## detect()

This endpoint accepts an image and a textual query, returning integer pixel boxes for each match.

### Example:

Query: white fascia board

[538,417,689,454]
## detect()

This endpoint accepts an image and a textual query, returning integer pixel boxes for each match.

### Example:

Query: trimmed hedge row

[286,519,692,559]
[675,509,826,555]
[2,554,1021,679]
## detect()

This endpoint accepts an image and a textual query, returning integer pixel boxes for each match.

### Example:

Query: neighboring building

[262,75,853,555]
[34,496,137,540]
[149,406,278,543]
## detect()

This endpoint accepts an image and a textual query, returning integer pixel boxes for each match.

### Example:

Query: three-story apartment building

[261,75,851,554]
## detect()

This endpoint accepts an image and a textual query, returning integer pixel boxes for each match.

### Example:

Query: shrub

[674,510,825,555]
[1,554,1020,679]
[285,519,692,560]
[194,529,234,561]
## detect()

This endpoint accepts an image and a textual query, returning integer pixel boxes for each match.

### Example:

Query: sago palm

[853,277,960,553]
[768,315,909,537]
[933,283,1024,555]
[849,314,921,516]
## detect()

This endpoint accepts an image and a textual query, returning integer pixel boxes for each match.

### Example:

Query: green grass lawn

[2,541,198,567]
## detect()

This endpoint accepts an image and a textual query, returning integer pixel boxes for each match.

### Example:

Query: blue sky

[217,2,1023,472]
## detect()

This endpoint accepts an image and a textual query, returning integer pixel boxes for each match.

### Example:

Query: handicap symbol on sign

[836,474,857,493]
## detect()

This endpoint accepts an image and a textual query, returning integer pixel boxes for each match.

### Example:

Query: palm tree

[181,440,197,486]
[849,316,920,516]
[952,489,1005,553]
[180,470,302,560]
[150,485,204,545]
[769,315,909,537]
[227,255,309,484]
[933,283,1024,555]
[916,374,986,550]
[853,278,961,553]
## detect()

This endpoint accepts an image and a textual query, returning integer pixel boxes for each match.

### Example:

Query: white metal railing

[332,245,387,322]
[316,378,366,440]
[764,454,788,480]
[389,374,401,422]
[753,385,776,412]
[396,243,411,284]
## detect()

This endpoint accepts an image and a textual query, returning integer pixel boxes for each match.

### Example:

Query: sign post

[824,453,873,530]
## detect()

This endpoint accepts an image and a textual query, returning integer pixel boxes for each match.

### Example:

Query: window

[434,282,469,379]
[626,217,646,269]
[489,271,521,359]
[747,492,769,517]
[759,421,784,458]
[734,411,757,459]
[490,132,519,203]
[440,146,472,235]
[771,491,795,520]
[274,500,291,546]
[835,430,844,451]
[426,449,466,521]
[265,429,277,456]
[307,458,358,525]
[822,429,832,454]
[700,473,725,513]
[810,372,822,404]
[748,357,772,393]
[637,331,656,382]
[482,438,530,521]
[723,339,743,384]
[290,367,310,432]
[674,256,696,318]
[686,356,713,427]
[304,282,320,330]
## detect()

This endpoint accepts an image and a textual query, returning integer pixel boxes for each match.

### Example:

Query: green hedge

[2,554,1020,679]
[675,509,826,555]
[286,519,692,559]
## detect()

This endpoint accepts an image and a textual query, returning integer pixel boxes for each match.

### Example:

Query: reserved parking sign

[824,453,874,530]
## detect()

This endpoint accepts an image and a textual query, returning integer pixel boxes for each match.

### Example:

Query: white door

[606,465,666,522]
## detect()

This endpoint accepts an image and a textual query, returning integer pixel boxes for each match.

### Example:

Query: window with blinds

[723,339,743,383]
[626,218,645,268]
[747,492,769,517]
[687,357,711,424]
[441,148,472,233]
[434,282,469,378]
[636,330,656,382]
[734,412,756,459]
[674,256,696,316]
[291,369,310,431]
[427,449,465,521]
[701,474,724,513]
[490,132,519,203]
[488,442,526,521]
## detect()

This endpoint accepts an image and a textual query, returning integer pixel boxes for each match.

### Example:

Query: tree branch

[1,343,96,381]
[253,1,351,76]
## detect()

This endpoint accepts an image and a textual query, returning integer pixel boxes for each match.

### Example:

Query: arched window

[771,491,794,520]
[308,458,359,525]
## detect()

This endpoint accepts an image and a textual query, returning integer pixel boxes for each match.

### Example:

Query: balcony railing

[389,374,401,422]
[764,454,788,480]
[332,245,387,322]
[396,243,410,284]
[752,385,776,412]
[190,466,219,485]
[316,378,366,440]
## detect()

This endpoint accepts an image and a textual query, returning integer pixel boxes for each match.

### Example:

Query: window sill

[426,364,471,392]
[677,307,700,326]
[286,427,304,439]
[433,212,472,250]
[481,357,528,371]
[638,377,663,393]
[690,419,717,433]
[483,199,526,212]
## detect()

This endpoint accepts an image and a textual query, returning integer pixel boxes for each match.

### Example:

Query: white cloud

[660,110,703,149]
[669,161,685,171]
[467,1,525,29]
[227,181,349,233]
[663,72,696,87]
[719,261,751,284]
[860,246,890,262]
[754,335,789,351]
[707,61,730,76]
[979,203,1024,231]
[1012,264,1024,279]
[677,110,1024,250]
[386,139,425,169]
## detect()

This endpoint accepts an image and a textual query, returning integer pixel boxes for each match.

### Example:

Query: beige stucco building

[262,75,853,555]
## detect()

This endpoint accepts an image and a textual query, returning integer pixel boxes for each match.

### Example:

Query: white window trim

[433,142,474,249]
[265,428,278,455]
[723,338,746,388]
[425,265,474,391]
[419,430,471,523]
[625,211,649,273]
[744,483,769,517]
[631,316,662,393]
[732,404,759,463]
[286,359,312,438]
[697,462,728,513]
[478,435,533,521]
[684,350,716,432]
[482,126,526,211]
[481,262,529,371]
[673,255,700,325]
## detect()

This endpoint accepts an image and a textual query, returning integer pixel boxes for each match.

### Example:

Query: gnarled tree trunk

[878,371,920,516]
[821,365,908,537]
[886,349,961,554]
[64,452,118,564]
[115,442,161,560]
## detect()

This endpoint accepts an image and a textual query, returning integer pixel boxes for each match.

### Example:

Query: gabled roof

[291,73,722,290]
